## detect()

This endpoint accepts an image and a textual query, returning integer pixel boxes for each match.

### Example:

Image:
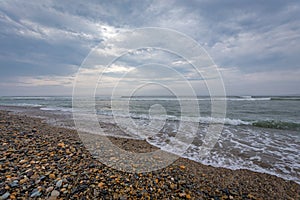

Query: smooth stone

[0,192,10,200]
[19,159,28,164]
[30,188,41,197]
[72,184,88,194]
[50,190,60,197]
[19,178,27,184]
[39,175,46,181]
[70,172,77,176]
[9,180,18,188]
[26,170,33,177]
[56,180,63,188]
[49,174,55,179]
[46,186,54,193]
[0,188,6,195]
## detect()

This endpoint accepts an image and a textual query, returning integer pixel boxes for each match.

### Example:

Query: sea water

[0,95,299,184]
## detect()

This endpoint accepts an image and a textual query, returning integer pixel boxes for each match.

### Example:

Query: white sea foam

[226,97,271,101]
[0,103,42,107]
[96,110,252,126]
[145,125,300,184]
[40,107,72,112]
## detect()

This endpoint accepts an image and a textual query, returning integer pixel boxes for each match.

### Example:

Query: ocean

[0,96,299,184]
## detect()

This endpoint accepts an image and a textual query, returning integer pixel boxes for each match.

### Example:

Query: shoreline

[0,110,299,199]
[1,105,299,184]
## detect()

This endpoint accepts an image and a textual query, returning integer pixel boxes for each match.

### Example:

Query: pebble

[72,184,88,194]
[46,186,54,193]
[39,175,46,181]
[49,174,56,179]
[19,178,27,184]
[26,170,34,177]
[119,196,127,200]
[30,188,41,197]
[19,159,28,164]
[9,180,18,188]
[57,142,65,148]
[51,190,60,196]
[70,172,77,176]
[0,192,10,200]
[98,182,105,188]
[56,180,63,188]
[180,165,186,170]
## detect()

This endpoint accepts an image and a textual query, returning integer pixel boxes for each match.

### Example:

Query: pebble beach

[0,110,299,199]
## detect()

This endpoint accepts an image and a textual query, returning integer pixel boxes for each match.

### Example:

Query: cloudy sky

[0,0,299,96]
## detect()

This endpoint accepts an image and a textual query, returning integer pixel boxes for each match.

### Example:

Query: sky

[0,0,299,96]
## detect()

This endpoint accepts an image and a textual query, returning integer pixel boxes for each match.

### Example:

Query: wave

[122,96,272,101]
[192,116,251,126]
[227,97,271,101]
[252,120,300,131]
[40,107,73,112]
[271,97,300,101]
[96,110,252,126]
[218,96,300,101]
[0,96,52,100]
[0,96,72,101]
[0,103,42,107]
[97,110,300,131]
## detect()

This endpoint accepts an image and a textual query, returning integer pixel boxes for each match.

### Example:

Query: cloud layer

[0,0,299,95]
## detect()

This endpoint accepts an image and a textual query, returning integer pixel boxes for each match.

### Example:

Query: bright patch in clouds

[104,64,135,74]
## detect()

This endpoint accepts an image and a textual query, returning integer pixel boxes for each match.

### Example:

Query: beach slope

[0,111,299,199]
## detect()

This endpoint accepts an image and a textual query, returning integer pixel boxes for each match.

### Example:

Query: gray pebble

[50,190,60,197]
[9,180,19,188]
[46,186,54,193]
[70,172,77,176]
[56,179,63,188]
[0,192,10,200]
[30,189,41,197]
